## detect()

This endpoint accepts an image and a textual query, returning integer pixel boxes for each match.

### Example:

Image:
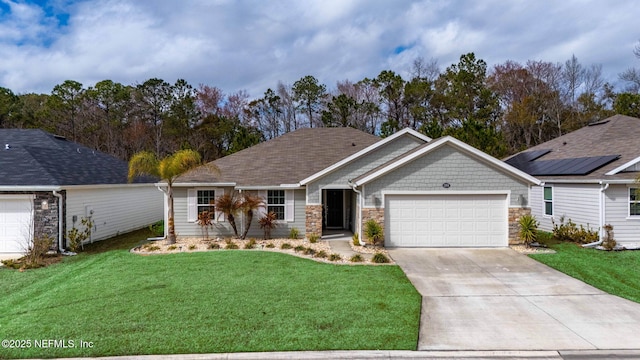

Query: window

[543,186,553,216]
[267,190,285,220]
[197,190,216,215]
[630,188,640,216]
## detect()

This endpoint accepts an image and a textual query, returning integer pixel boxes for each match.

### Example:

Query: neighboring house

[505,114,640,246]
[0,129,163,255]
[168,127,539,247]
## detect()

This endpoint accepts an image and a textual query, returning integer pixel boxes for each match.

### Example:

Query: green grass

[529,242,640,303]
[0,232,420,358]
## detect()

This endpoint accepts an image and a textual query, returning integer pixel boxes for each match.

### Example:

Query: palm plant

[239,193,264,239]
[518,214,538,247]
[128,149,214,244]
[258,211,279,239]
[215,192,242,238]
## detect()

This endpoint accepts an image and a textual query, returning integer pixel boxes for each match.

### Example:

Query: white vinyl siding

[187,188,224,222]
[65,185,163,242]
[604,185,640,244]
[531,184,600,233]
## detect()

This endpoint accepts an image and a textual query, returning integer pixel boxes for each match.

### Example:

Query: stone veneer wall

[508,207,531,245]
[33,192,60,251]
[305,205,323,237]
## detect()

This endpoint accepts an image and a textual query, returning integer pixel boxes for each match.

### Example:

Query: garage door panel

[0,197,33,253]
[385,194,507,247]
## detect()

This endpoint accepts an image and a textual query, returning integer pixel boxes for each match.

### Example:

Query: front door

[325,190,344,229]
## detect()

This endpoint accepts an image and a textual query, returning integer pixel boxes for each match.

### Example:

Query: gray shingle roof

[177,127,380,186]
[506,114,640,181]
[0,129,153,186]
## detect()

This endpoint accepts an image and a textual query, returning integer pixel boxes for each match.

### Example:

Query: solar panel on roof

[505,149,551,169]
[527,155,620,176]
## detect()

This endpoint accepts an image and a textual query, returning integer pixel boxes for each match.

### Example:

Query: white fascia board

[538,179,636,185]
[64,183,156,190]
[355,136,541,186]
[299,128,431,185]
[0,186,61,192]
[605,155,640,175]
[236,185,302,190]
[170,182,237,187]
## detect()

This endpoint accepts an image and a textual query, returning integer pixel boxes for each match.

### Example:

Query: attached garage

[0,195,33,253]
[385,193,508,247]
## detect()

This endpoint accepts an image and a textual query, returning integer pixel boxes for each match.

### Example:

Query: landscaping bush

[294,245,305,252]
[364,219,384,246]
[371,252,390,264]
[350,254,364,263]
[244,238,257,249]
[280,242,292,249]
[289,227,300,239]
[602,224,616,251]
[265,243,275,248]
[167,245,177,251]
[552,217,599,244]
[518,214,538,247]
[224,239,239,249]
[352,232,360,246]
[208,243,221,249]
[144,244,160,251]
[303,247,315,256]
[314,250,328,258]
[188,244,197,250]
[308,233,320,243]
[329,253,341,261]
[258,211,279,239]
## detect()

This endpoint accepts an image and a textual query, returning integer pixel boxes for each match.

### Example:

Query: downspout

[52,191,64,252]
[152,185,168,240]
[348,180,365,245]
[583,182,609,248]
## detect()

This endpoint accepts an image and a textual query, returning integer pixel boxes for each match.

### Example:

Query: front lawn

[0,243,420,358]
[529,243,640,303]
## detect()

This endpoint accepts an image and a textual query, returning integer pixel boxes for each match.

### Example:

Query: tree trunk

[241,210,253,239]
[228,213,239,238]
[167,186,176,244]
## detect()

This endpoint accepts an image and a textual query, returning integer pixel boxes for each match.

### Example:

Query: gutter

[52,191,65,252]
[154,184,168,239]
[348,180,365,246]
[583,182,609,248]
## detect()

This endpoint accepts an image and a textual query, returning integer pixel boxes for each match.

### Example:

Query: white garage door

[0,196,33,253]
[385,194,507,247]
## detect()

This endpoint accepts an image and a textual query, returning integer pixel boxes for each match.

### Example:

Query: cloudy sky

[0,0,638,97]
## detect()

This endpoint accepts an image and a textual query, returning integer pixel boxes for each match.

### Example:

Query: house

[505,114,640,246]
[167,127,539,247]
[0,129,163,255]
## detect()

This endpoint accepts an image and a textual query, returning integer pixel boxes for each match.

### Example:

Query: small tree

[364,219,384,246]
[197,210,213,240]
[239,193,264,239]
[128,149,214,244]
[518,214,538,247]
[259,211,279,240]
[215,192,242,238]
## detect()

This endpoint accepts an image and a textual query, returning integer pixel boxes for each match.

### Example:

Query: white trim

[381,190,511,196]
[188,187,223,223]
[353,136,541,186]
[63,183,156,190]
[236,185,301,190]
[168,182,236,187]
[299,128,431,185]
[0,186,61,191]
[605,155,640,175]
[0,194,36,200]
[539,179,638,184]
[628,186,640,219]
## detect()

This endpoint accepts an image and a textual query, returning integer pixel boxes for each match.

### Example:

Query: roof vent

[5,144,9,150]
[588,120,610,126]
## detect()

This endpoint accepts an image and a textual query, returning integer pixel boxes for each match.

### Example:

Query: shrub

[328,253,341,261]
[314,250,328,258]
[208,243,221,250]
[265,243,275,248]
[258,211,279,239]
[371,252,390,263]
[144,244,160,251]
[167,245,177,251]
[303,247,315,255]
[552,217,599,244]
[244,238,257,249]
[364,219,384,246]
[602,224,616,251]
[67,216,94,252]
[308,233,320,243]
[149,220,164,237]
[350,254,364,262]
[280,242,292,249]
[188,244,197,250]
[294,245,305,252]
[197,211,213,240]
[518,214,538,247]
[352,232,360,246]
[289,227,300,239]
[224,239,239,249]
[23,233,55,268]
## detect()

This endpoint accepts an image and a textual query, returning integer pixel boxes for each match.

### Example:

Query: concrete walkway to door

[388,248,640,351]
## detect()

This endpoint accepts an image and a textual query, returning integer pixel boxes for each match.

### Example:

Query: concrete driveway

[389,248,640,351]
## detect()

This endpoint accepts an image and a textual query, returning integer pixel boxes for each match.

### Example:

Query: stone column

[508,207,531,245]
[305,205,323,238]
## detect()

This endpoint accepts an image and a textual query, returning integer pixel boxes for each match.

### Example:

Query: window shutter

[257,190,268,218]
[214,188,225,222]
[285,190,294,222]
[187,189,197,222]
